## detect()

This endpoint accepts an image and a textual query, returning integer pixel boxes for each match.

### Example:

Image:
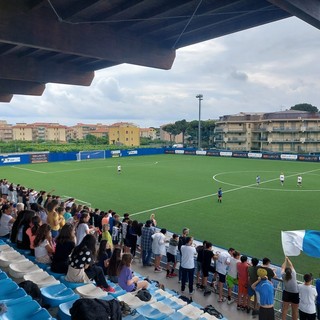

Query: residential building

[70,123,107,140]
[160,124,183,144]
[109,122,140,146]
[214,110,320,153]
[140,127,157,140]
[12,123,37,141]
[32,123,67,142]
[0,120,13,141]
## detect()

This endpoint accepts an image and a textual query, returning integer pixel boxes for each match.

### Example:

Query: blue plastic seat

[4,295,32,306]
[0,278,18,295]
[0,299,53,320]
[41,283,80,307]
[0,287,27,303]
[0,272,8,280]
[60,275,87,289]
[163,313,191,320]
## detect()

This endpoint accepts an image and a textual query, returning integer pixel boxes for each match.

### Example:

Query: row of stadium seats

[0,238,228,320]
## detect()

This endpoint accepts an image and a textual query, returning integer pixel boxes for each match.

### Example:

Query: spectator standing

[178,227,190,282]
[281,257,299,320]
[252,268,275,320]
[216,248,234,302]
[152,228,167,272]
[248,257,260,316]
[226,250,240,305]
[237,255,250,313]
[180,236,197,296]
[166,233,179,278]
[298,273,317,320]
[141,220,155,267]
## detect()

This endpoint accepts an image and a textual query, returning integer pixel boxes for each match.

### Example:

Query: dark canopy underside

[0,0,319,101]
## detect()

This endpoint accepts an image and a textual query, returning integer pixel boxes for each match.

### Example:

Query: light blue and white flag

[281,230,320,258]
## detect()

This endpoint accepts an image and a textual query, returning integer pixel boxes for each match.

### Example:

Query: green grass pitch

[2,154,320,275]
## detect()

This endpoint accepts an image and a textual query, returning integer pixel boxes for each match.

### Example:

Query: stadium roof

[0,0,319,102]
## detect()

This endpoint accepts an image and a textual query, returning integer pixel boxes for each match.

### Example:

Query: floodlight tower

[196,94,203,150]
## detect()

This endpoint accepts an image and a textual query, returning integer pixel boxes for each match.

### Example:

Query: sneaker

[178,280,181,284]
[154,268,162,273]
[102,286,115,293]
[227,298,235,305]
[246,307,251,314]
[217,297,226,303]
[166,274,171,278]
[237,305,241,310]
[170,273,177,277]
[203,290,211,296]
[240,306,246,311]
[189,290,194,295]
[196,283,201,289]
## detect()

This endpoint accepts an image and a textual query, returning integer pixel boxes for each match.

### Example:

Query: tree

[290,103,318,113]
[162,123,180,144]
[174,119,188,145]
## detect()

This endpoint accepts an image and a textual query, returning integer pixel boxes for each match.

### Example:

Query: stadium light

[196,94,203,150]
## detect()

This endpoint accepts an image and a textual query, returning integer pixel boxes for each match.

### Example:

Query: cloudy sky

[4,16,320,128]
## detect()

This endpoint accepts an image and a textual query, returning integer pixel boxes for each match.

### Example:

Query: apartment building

[0,120,13,141]
[12,123,37,141]
[32,123,67,142]
[214,110,320,153]
[108,122,140,147]
[140,127,157,140]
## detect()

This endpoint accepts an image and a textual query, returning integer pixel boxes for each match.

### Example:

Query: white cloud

[4,17,320,127]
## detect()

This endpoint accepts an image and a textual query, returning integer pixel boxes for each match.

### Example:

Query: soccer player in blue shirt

[217,187,222,203]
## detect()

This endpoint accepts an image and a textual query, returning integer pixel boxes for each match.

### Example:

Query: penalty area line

[11,166,47,174]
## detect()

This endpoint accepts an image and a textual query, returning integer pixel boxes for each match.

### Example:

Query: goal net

[77,150,106,161]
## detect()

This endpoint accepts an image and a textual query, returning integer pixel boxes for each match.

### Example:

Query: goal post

[77,150,106,161]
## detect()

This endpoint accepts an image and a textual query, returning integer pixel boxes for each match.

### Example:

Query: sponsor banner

[175,150,185,154]
[232,152,248,158]
[196,150,207,156]
[220,151,232,157]
[165,150,175,154]
[111,150,121,155]
[30,153,48,163]
[185,150,196,155]
[1,157,21,164]
[262,154,280,160]
[281,154,298,161]
[127,150,138,155]
[206,151,220,156]
[298,155,319,162]
[248,152,262,159]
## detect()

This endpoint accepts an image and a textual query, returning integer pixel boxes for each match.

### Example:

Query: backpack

[70,298,122,320]
[18,280,42,306]
[136,288,152,301]
[202,305,224,319]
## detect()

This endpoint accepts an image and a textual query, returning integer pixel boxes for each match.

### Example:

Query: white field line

[131,167,320,217]
[10,166,47,174]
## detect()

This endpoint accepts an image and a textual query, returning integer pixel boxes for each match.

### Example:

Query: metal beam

[0,55,94,85]
[268,0,320,29]
[0,79,45,95]
[0,94,13,102]
[0,4,176,70]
